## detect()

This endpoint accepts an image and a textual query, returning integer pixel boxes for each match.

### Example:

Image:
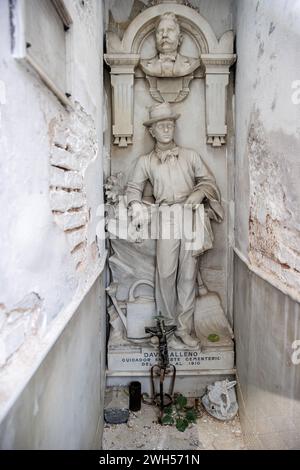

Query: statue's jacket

[127,147,223,255]
[140,53,200,78]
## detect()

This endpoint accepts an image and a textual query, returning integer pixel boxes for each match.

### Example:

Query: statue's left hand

[186,189,206,209]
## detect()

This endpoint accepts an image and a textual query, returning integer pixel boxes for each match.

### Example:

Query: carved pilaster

[201,54,236,147]
[104,54,140,147]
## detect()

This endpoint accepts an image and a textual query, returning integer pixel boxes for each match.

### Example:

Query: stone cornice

[104,53,140,74]
[201,54,237,68]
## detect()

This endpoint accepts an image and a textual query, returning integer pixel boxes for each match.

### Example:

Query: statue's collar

[159,53,177,62]
[154,145,179,163]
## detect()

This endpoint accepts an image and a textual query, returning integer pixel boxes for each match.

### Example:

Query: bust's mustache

[158,38,176,45]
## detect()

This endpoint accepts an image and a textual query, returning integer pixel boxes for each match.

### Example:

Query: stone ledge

[106,370,236,398]
[107,368,236,377]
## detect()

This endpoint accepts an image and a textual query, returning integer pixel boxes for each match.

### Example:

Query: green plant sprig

[161,394,197,432]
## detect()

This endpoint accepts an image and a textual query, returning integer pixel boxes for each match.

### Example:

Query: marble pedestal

[107,340,235,397]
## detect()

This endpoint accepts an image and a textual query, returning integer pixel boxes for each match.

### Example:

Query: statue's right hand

[129,202,145,231]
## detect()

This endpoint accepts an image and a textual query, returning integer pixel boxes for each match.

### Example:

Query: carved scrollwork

[146,75,194,103]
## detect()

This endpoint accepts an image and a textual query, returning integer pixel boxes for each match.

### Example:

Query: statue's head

[143,102,180,144]
[155,12,182,55]
[149,119,176,145]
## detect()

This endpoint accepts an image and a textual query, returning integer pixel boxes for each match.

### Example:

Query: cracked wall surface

[0,293,44,368]
[248,112,300,294]
[0,0,105,366]
[235,0,300,295]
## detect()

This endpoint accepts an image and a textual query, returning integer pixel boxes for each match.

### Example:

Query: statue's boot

[175,333,199,348]
[167,335,185,349]
[150,335,183,348]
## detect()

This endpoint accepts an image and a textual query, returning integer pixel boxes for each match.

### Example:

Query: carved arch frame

[105,3,236,147]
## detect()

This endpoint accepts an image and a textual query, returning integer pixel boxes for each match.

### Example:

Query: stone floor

[102,402,246,450]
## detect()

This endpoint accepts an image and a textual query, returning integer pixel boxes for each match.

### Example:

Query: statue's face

[150,119,175,144]
[156,18,180,54]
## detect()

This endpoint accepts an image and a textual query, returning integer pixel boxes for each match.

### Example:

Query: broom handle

[197,262,208,296]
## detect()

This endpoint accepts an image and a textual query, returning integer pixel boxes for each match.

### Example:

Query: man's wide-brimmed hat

[143,102,180,127]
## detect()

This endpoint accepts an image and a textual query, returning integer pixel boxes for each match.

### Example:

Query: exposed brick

[66,227,86,251]
[50,103,98,270]
[50,190,85,212]
[50,147,82,171]
[50,167,83,190]
[54,211,88,231]
[54,129,68,149]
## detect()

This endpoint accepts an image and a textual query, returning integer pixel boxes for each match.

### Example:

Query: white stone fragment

[6,293,42,325]
[11,292,41,312]
[30,307,47,336]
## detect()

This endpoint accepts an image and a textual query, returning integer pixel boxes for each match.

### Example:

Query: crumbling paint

[248,110,300,294]
[49,104,98,270]
[0,293,44,367]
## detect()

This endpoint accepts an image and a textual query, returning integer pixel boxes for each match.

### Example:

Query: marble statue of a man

[127,102,223,347]
[140,12,200,78]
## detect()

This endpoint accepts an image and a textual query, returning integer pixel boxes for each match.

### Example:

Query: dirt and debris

[102,402,246,450]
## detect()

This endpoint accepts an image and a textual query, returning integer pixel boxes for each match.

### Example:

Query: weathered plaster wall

[235,0,300,294]
[0,0,106,448]
[106,0,234,41]
[235,0,300,448]
[0,277,106,450]
[234,257,300,450]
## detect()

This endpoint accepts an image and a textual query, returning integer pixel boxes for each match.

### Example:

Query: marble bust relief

[140,12,200,78]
